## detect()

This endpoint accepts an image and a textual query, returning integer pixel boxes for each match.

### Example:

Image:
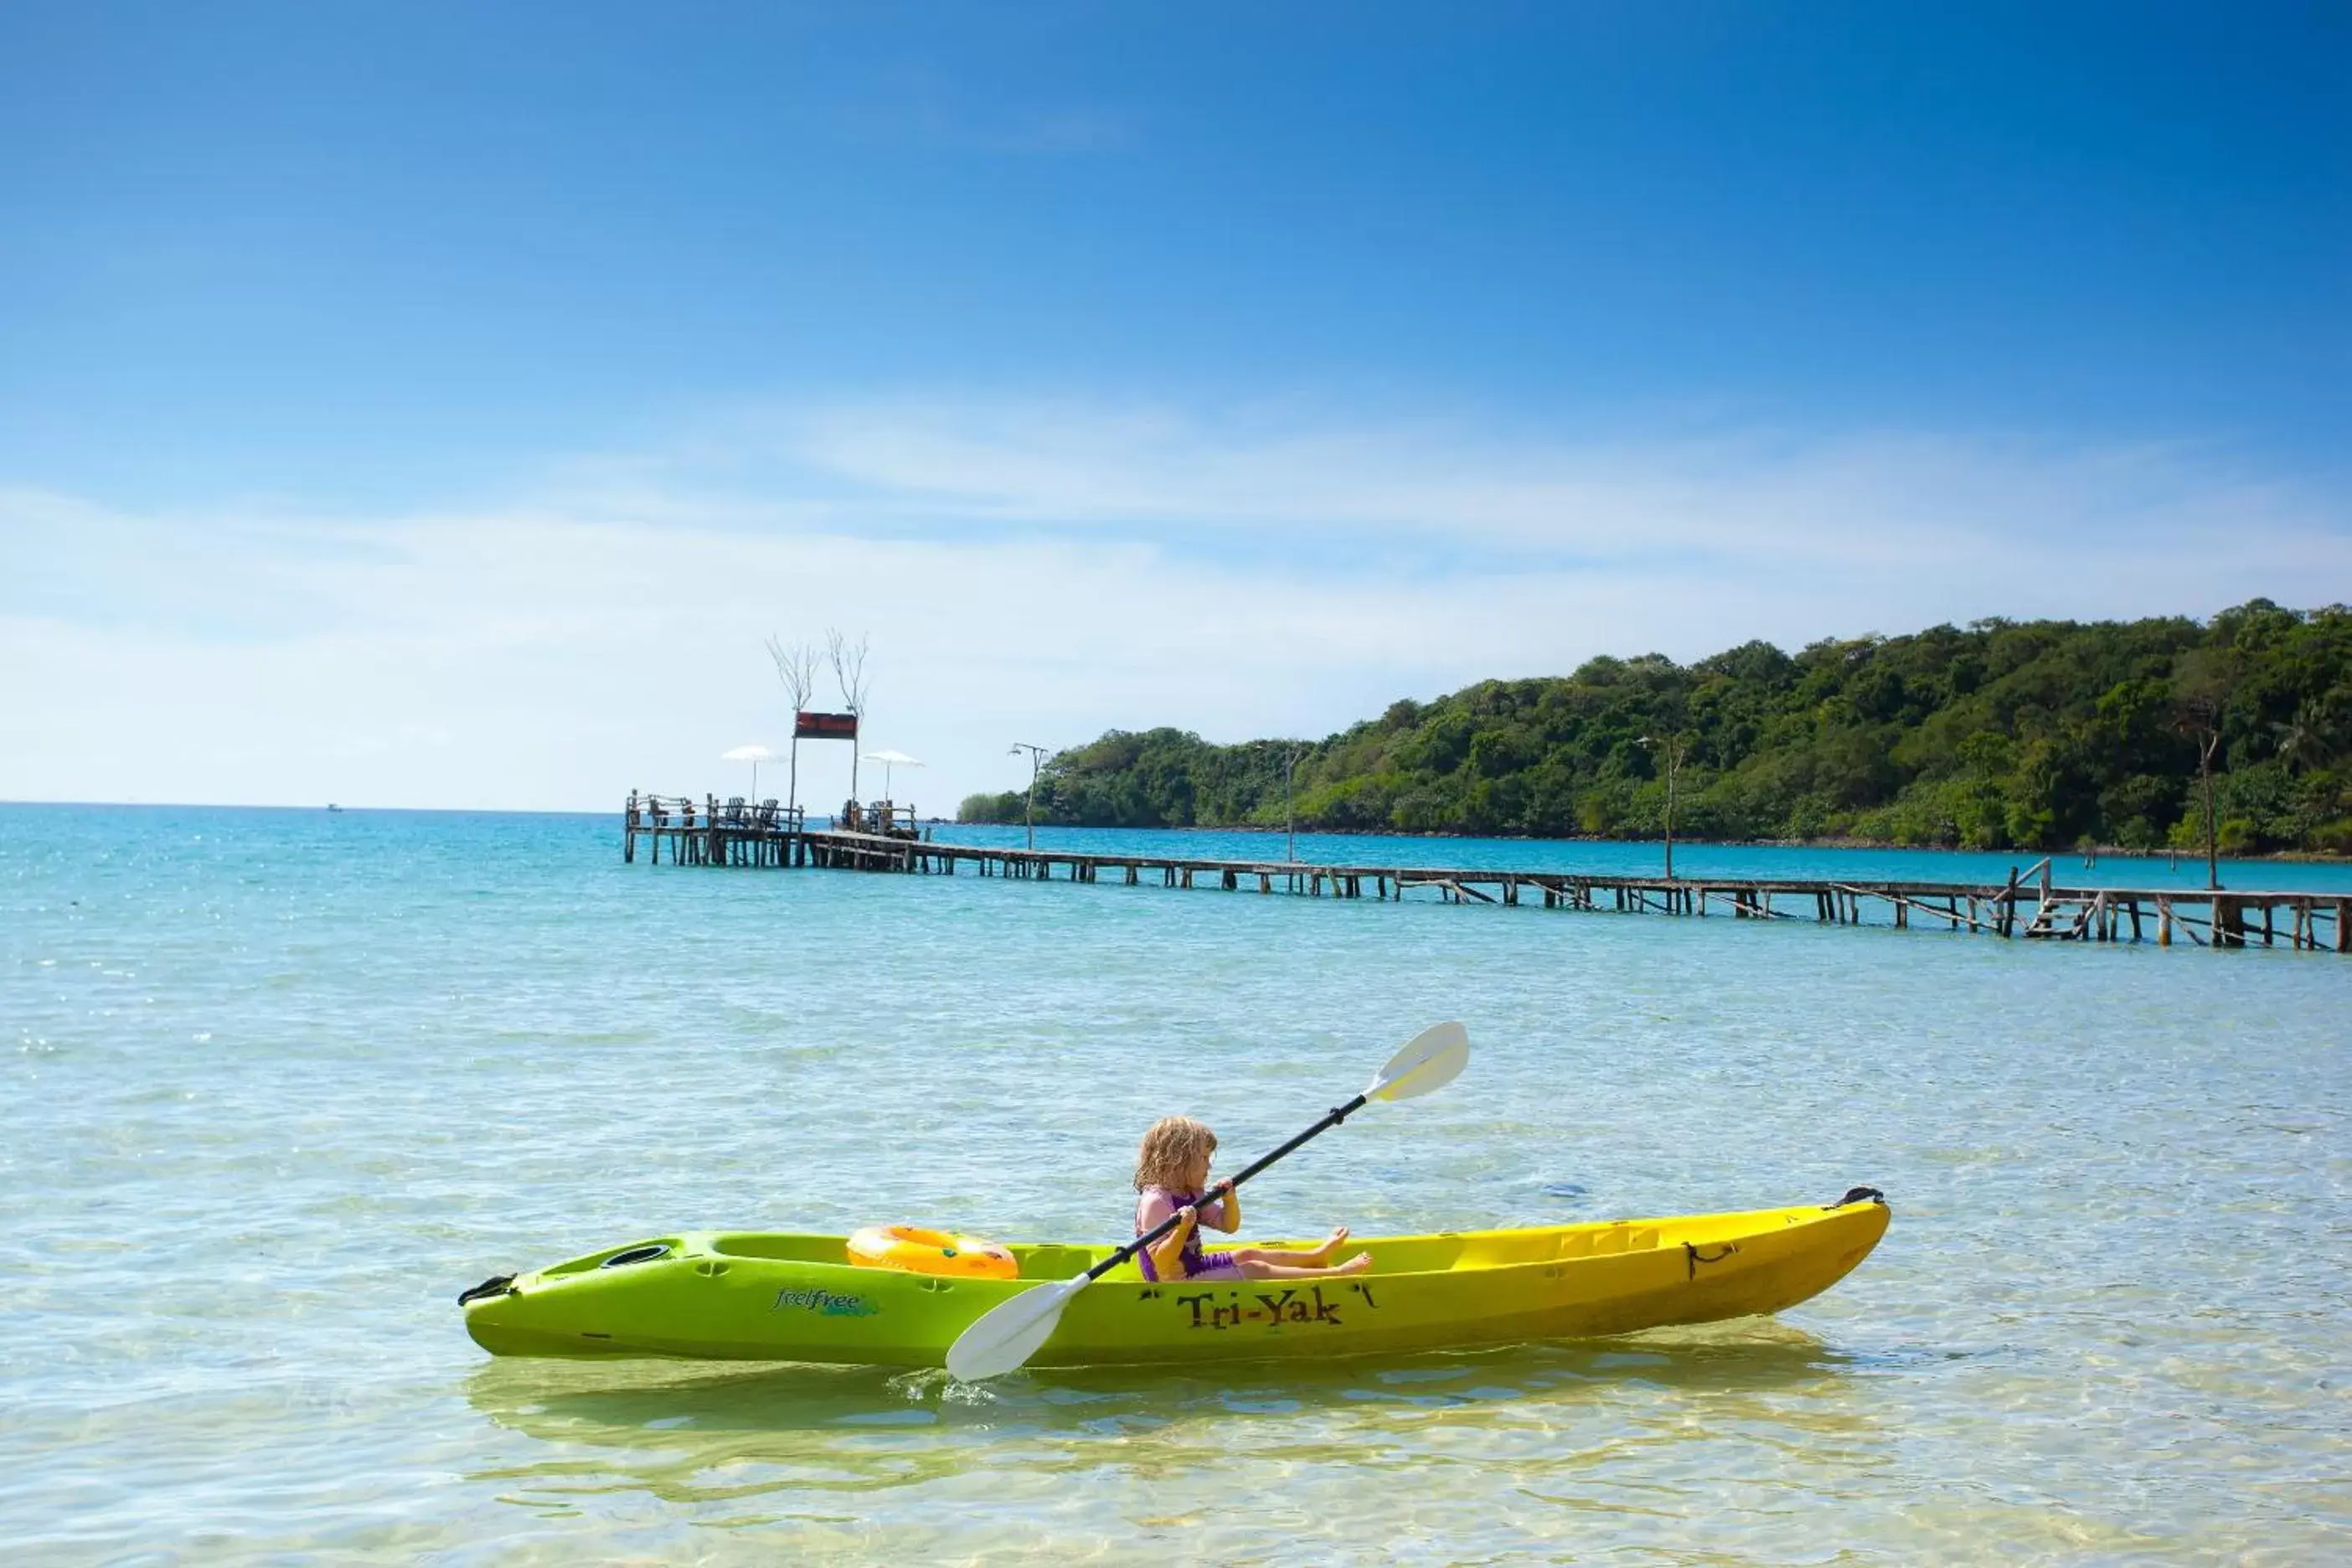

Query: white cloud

[3,397,2345,810]
[757,398,2346,571]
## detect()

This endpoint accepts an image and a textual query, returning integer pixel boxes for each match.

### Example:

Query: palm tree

[2170,649,2237,891]
[2272,699,2341,775]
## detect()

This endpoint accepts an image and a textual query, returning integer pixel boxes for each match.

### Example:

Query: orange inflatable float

[845,1224,1019,1280]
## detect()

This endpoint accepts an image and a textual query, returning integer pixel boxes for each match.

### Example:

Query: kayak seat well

[1444,1232,1555,1268]
[1009,1245,1100,1278]
[1429,1224,1665,1270]
[709,1233,859,1265]
[701,1232,1112,1280]
[1555,1225,1662,1260]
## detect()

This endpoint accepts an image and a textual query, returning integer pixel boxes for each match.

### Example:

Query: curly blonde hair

[1133,1115,1218,1192]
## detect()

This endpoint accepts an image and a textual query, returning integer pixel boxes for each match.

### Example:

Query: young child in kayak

[1133,1115,1372,1282]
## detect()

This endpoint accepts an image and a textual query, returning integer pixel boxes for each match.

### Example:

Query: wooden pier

[622,794,2351,954]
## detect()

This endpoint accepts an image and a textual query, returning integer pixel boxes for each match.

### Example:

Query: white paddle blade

[1365,1021,1469,1103]
[945,1275,1091,1381]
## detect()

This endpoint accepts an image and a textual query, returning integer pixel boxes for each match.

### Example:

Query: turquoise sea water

[6,804,2349,1562]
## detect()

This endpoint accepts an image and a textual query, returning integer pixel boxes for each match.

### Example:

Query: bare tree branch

[766,635,823,816]
[766,634,820,713]
[828,628,874,804]
[2171,648,2240,891]
[828,628,872,715]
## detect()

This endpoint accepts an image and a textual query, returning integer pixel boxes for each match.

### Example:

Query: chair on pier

[725,796,748,826]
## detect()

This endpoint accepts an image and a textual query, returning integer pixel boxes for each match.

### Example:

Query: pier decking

[622,794,2350,953]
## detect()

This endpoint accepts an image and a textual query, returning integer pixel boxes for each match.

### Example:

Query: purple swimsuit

[1135,1185,1240,1282]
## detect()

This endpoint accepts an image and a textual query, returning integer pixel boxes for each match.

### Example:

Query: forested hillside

[959,601,2352,854]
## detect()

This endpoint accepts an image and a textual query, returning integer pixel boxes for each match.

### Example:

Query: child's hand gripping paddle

[944,1021,1470,1382]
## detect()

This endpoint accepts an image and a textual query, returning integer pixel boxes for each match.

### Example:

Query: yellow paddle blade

[1364,1021,1469,1102]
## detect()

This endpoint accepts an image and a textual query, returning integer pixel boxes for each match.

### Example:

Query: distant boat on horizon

[327,803,343,812]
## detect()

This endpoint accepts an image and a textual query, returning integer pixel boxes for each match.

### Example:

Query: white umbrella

[720,744,780,799]
[860,749,924,797]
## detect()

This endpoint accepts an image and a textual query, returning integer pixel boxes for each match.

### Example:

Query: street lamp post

[1009,742,1047,852]
[1639,734,1687,880]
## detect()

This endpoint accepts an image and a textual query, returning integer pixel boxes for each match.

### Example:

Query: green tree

[984,603,2350,858]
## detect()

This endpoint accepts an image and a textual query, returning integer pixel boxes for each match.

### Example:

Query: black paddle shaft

[1083,1091,1369,1282]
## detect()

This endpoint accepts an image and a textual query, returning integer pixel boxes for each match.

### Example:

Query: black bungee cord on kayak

[1683,1190,1883,1280]
[457,1274,515,1306]
[1685,1242,1739,1279]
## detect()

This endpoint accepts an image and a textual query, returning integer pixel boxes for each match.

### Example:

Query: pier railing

[625,792,806,866]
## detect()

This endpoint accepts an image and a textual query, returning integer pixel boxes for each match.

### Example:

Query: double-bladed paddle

[944,1020,1470,1382]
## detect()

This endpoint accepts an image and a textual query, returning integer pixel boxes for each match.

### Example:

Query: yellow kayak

[460,1189,1890,1368]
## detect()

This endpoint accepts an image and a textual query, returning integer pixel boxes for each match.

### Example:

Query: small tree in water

[766,635,822,816]
[829,628,873,802]
[2171,649,2237,890]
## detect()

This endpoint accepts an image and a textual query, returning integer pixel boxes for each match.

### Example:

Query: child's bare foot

[1303,1226,1352,1265]
[1333,1251,1373,1276]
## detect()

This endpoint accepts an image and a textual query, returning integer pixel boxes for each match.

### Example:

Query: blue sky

[3,3,2347,808]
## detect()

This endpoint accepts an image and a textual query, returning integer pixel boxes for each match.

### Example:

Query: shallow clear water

[5,805,2348,1562]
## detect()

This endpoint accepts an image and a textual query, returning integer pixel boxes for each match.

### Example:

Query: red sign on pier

[795,711,859,740]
